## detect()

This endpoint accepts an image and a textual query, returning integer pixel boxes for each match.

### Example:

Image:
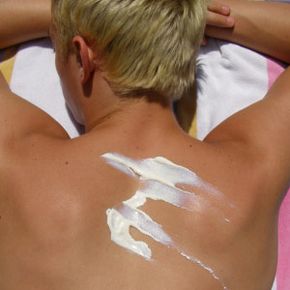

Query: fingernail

[227,16,235,26]
[222,6,230,14]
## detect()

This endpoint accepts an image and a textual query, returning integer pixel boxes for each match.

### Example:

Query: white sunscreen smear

[102,152,230,290]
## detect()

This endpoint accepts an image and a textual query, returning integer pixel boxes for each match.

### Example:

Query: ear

[72,36,96,85]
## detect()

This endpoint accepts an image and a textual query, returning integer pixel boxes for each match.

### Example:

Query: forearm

[0,0,51,49]
[206,0,290,63]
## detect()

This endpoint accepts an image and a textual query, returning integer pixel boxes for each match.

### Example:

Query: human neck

[86,97,179,137]
[77,72,182,143]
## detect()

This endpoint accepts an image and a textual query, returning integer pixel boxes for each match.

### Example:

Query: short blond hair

[52,0,206,100]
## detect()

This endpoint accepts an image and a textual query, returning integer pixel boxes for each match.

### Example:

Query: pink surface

[267,59,285,88]
[278,189,290,290]
[267,59,289,290]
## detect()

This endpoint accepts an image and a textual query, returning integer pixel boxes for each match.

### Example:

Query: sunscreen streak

[103,152,230,290]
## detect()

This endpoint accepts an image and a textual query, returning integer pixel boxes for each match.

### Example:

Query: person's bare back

[0,90,281,290]
[0,1,289,290]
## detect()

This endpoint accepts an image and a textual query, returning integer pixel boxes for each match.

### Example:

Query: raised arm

[205,59,290,207]
[203,0,290,208]
[0,0,51,49]
[205,0,290,63]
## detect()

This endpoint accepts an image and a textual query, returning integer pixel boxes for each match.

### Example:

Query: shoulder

[0,76,70,165]
[178,134,279,220]
[0,72,69,138]
[198,70,290,209]
[197,137,283,218]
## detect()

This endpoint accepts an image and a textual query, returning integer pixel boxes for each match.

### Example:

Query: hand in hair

[206,1,235,28]
[202,1,235,45]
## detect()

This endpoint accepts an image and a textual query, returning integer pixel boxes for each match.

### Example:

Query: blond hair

[52,0,206,100]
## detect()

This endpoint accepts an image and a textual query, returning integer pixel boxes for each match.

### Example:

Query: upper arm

[0,71,69,152]
[205,67,290,203]
[0,0,51,49]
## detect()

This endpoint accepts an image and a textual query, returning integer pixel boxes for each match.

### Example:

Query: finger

[207,11,235,28]
[208,2,231,16]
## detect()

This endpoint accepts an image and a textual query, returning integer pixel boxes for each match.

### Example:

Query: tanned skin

[0,1,289,289]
